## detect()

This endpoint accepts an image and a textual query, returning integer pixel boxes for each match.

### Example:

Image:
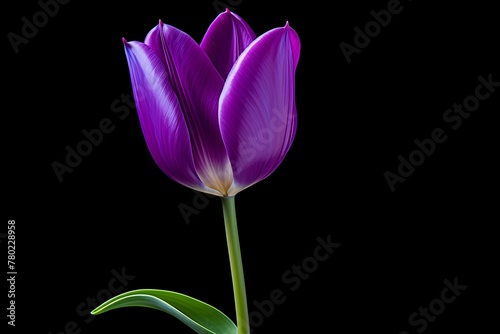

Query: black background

[4,0,498,333]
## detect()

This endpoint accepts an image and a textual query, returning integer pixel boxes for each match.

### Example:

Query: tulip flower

[92,9,300,334]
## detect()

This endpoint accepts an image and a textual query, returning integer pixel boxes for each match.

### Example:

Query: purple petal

[144,22,233,196]
[200,9,256,80]
[219,24,301,195]
[123,39,220,196]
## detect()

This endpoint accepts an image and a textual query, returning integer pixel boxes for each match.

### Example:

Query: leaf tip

[90,306,103,315]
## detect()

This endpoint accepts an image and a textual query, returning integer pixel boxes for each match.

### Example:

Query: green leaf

[91,289,237,334]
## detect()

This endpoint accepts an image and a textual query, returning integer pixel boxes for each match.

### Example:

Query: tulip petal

[123,40,220,196]
[200,9,256,80]
[219,24,301,195]
[144,22,233,196]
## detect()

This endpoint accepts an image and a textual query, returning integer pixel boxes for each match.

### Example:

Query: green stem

[221,196,250,334]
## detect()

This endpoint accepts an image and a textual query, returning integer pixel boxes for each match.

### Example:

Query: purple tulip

[123,9,300,197]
